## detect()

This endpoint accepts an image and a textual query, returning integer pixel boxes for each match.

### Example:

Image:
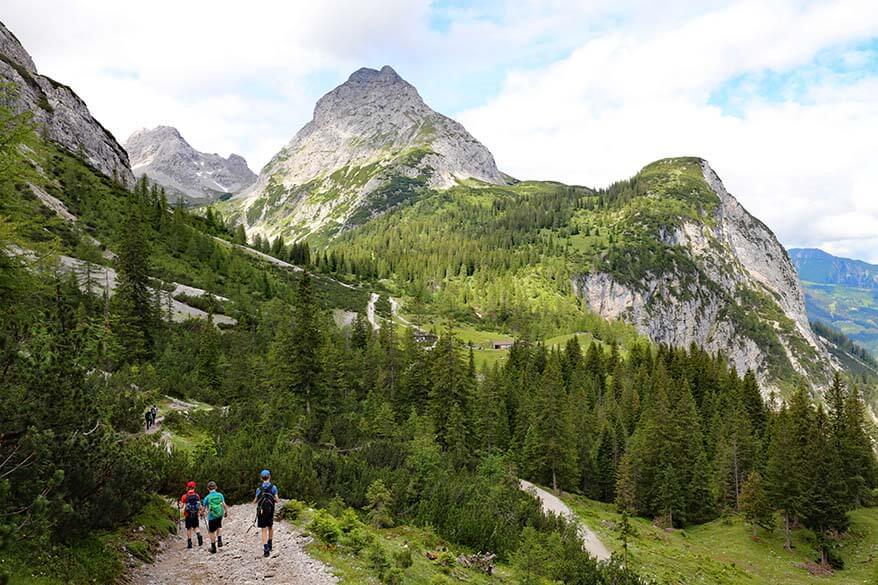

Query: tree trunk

[732,442,740,511]
[783,512,791,550]
[552,468,558,493]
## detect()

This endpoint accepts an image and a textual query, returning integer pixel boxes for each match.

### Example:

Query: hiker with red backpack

[253,469,279,557]
[179,481,204,549]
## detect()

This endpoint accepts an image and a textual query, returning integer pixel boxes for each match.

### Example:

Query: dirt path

[131,503,337,585]
[519,480,612,562]
[389,297,414,328]
[367,293,380,330]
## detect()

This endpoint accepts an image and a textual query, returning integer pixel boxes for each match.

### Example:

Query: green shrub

[393,545,413,569]
[308,510,342,544]
[383,567,404,585]
[340,526,373,554]
[366,479,394,528]
[368,544,391,580]
[280,499,305,522]
[125,540,153,563]
[338,507,363,533]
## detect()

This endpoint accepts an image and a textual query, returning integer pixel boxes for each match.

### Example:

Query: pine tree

[445,401,470,469]
[803,405,850,566]
[739,470,774,538]
[524,355,578,492]
[615,452,637,514]
[765,393,811,549]
[842,384,878,505]
[233,224,247,245]
[112,184,156,363]
[291,272,322,417]
[714,397,757,512]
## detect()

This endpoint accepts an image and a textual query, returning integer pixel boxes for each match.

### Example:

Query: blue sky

[3,0,878,260]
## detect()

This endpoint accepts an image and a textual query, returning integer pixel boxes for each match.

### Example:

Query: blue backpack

[185,493,200,516]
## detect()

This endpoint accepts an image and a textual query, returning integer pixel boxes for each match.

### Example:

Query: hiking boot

[267,539,273,551]
[187,538,193,549]
[197,533,203,547]
[263,544,270,557]
[217,536,223,548]
[210,543,217,554]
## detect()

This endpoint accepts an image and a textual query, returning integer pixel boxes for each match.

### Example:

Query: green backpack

[208,494,224,518]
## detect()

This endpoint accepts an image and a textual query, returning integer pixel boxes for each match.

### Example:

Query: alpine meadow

[1,5,878,585]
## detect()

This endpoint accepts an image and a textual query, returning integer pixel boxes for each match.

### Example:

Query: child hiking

[253,469,279,557]
[201,481,229,554]
[179,481,203,549]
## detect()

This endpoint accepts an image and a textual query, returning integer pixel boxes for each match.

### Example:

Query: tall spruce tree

[112,179,156,363]
[523,354,578,492]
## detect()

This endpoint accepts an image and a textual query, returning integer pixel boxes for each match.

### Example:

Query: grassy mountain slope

[319,157,827,386]
[564,493,878,585]
[3,137,368,318]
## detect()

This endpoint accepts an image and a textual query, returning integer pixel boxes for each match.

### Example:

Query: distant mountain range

[125,126,256,204]
[216,65,833,386]
[789,248,878,356]
[0,19,839,387]
[789,248,878,289]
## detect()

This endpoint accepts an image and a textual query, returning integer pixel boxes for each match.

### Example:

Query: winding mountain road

[519,480,612,562]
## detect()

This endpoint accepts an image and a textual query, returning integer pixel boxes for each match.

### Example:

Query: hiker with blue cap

[253,469,279,557]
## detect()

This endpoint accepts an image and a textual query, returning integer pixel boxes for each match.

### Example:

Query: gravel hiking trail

[131,503,338,585]
[519,479,612,562]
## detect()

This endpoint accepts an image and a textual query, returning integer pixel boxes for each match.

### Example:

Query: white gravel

[131,503,338,585]
[519,479,612,562]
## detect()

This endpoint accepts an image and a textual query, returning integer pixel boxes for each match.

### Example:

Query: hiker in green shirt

[201,481,229,554]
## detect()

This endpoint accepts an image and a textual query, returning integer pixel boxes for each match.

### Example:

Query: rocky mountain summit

[0,21,133,185]
[223,65,505,240]
[125,126,256,204]
[573,158,831,385]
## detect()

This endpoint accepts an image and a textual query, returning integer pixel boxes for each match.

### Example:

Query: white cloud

[2,0,877,262]
[457,0,878,262]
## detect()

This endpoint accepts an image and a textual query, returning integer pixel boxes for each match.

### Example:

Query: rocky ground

[131,503,338,585]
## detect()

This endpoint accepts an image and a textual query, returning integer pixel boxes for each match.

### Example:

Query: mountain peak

[224,64,505,240]
[347,65,402,83]
[125,126,255,203]
[0,21,36,73]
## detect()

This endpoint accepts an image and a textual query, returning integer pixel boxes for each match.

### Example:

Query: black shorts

[184,515,199,529]
[257,514,274,528]
[208,517,223,533]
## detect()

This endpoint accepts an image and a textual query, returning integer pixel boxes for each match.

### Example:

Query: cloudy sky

[3,0,878,260]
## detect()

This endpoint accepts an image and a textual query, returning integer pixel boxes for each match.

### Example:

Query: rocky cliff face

[572,158,832,386]
[0,21,133,185]
[125,126,256,204]
[224,65,505,240]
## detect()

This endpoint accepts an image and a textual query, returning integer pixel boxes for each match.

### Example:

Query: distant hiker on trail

[144,409,152,430]
[254,469,279,557]
[201,481,229,554]
[150,405,158,425]
[179,481,203,549]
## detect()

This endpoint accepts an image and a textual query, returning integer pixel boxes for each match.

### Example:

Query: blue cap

[261,469,270,478]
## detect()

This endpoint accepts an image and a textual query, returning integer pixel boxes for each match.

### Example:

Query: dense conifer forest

[1,92,877,584]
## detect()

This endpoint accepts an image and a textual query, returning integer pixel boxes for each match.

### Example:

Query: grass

[294,505,523,584]
[563,493,878,585]
[0,495,177,585]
